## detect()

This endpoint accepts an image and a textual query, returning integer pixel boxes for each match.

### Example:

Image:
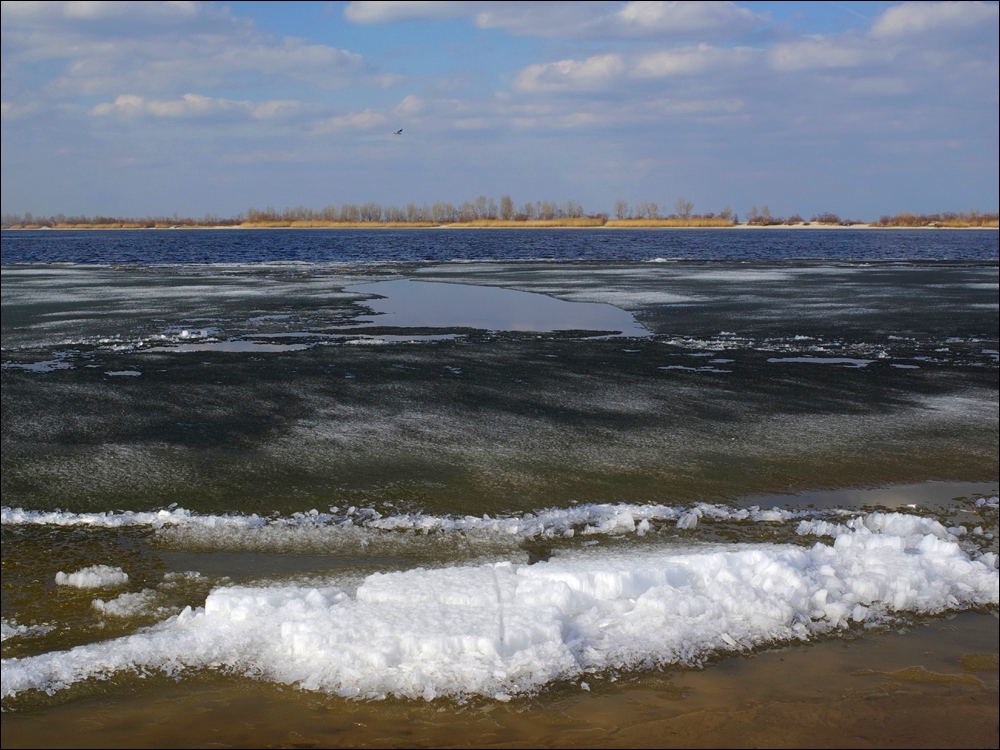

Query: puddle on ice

[767,356,875,368]
[343,334,461,345]
[147,341,313,353]
[2,358,75,373]
[346,279,650,337]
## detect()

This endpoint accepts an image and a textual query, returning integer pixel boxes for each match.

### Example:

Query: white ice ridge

[0,619,53,643]
[0,502,822,538]
[3,516,997,702]
[92,589,160,618]
[797,511,980,542]
[54,565,129,589]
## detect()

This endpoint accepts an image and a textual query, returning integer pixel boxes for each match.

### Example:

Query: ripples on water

[2,227,997,264]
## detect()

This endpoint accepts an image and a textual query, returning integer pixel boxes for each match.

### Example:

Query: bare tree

[614,199,629,220]
[359,202,382,222]
[431,202,456,223]
[635,201,659,219]
[500,195,514,220]
[383,205,405,222]
[473,195,489,220]
[674,197,693,220]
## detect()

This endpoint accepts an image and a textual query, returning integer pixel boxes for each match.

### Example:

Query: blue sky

[2,1,997,220]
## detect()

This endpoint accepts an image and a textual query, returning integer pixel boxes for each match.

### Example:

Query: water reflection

[347,279,650,337]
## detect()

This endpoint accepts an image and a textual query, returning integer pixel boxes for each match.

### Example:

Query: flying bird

[394,129,403,135]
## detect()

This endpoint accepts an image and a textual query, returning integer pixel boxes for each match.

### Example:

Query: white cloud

[207,40,364,81]
[394,95,424,116]
[311,108,387,133]
[509,44,759,95]
[650,97,745,116]
[3,2,368,99]
[344,1,481,24]
[345,1,601,36]
[0,101,42,120]
[251,99,303,120]
[871,1,999,39]
[769,36,888,72]
[1,1,230,31]
[615,1,761,37]
[472,3,608,37]
[88,93,301,120]
[38,37,366,97]
[344,1,764,40]
[633,44,758,78]
[513,54,625,93]
[64,1,200,22]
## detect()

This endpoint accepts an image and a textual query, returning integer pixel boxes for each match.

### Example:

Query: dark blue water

[2,228,997,264]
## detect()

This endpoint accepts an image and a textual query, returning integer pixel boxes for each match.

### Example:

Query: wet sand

[2,611,996,749]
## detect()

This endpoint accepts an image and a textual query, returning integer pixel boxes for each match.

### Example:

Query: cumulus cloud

[343,1,764,40]
[510,44,760,95]
[513,54,626,93]
[652,97,744,116]
[345,1,599,36]
[0,0,237,39]
[393,95,425,116]
[633,44,758,78]
[471,3,612,37]
[3,2,368,99]
[0,101,42,120]
[88,93,301,120]
[2,1,202,23]
[614,1,761,37]
[769,36,889,72]
[344,1,481,24]
[38,38,366,98]
[311,108,388,133]
[509,1,996,102]
[871,1,999,39]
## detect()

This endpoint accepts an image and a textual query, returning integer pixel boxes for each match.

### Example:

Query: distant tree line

[610,197,735,222]
[0,211,242,229]
[2,200,996,229]
[872,210,999,228]
[243,196,594,224]
[741,207,998,227]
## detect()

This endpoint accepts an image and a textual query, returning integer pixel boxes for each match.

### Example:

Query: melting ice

[2,504,997,703]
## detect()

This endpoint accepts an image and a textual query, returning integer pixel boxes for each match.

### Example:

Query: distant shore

[3,221,998,231]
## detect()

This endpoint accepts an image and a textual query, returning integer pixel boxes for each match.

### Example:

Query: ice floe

[2,509,997,702]
[54,565,129,589]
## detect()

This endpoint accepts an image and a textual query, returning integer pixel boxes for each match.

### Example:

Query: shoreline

[3,222,998,231]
